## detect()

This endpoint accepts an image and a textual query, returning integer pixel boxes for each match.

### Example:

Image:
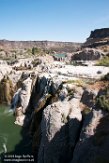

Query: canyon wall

[89,28,109,39]
[84,28,109,49]
[0,40,82,52]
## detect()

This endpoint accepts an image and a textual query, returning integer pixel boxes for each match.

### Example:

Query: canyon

[0,28,109,163]
[0,40,81,53]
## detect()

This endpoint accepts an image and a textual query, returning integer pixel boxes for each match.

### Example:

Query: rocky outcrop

[71,109,105,163]
[0,76,14,104]
[84,28,109,49]
[9,66,109,163]
[0,63,12,81]
[71,85,109,163]
[89,28,109,39]
[11,76,33,126]
[1,27,109,163]
[71,48,104,61]
[5,48,108,162]
[38,98,82,163]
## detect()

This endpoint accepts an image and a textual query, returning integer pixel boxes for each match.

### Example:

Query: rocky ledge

[11,67,109,163]
[0,53,108,162]
[83,28,109,50]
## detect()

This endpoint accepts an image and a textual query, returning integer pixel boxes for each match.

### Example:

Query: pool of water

[0,105,32,161]
[0,105,22,154]
[53,53,66,58]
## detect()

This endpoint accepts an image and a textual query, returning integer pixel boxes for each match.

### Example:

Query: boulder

[72,48,103,61]
[38,98,82,163]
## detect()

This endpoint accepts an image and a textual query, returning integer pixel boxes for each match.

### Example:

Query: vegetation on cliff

[0,76,14,104]
[96,56,109,66]
[96,87,109,111]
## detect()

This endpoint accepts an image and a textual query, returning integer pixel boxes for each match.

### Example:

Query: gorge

[0,28,109,163]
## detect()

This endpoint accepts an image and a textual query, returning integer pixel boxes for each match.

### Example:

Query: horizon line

[0,39,84,43]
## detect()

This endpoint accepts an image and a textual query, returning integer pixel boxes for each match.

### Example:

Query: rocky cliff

[10,70,109,163]
[0,55,108,162]
[0,28,109,163]
[84,28,109,51]
[0,40,82,53]
[89,28,109,39]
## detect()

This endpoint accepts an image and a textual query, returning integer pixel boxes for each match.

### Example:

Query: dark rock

[72,48,103,61]
[83,28,109,48]
[89,28,109,39]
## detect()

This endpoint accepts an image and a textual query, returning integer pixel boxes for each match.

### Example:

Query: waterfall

[11,88,21,111]
[0,134,8,154]
[3,143,7,153]
[44,78,52,95]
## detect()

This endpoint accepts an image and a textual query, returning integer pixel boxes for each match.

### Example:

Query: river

[0,105,32,162]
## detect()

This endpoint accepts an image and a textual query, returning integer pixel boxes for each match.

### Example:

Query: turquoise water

[0,105,22,154]
[53,53,66,58]
[0,105,32,163]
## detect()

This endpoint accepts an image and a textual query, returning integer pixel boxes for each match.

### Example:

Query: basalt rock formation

[89,28,109,39]
[71,48,104,61]
[84,28,109,51]
[0,28,109,163]
[10,67,109,163]
[0,40,82,53]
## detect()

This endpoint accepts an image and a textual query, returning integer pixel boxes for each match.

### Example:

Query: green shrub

[27,48,32,55]
[96,88,109,111]
[96,56,109,66]
[101,73,109,81]
[32,47,41,55]
[0,48,3,52]
[82,107,91,115]
[63,79,84,87]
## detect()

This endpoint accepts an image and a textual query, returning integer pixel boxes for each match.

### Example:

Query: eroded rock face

[11,76,33,126]
[9,57,109,162]
[20,77,33,113]
[71,109,109,163]
[0,40,82,53]
[29,74,62,112]
[81,88,98,108]
[83,28,109,49]
[14,107,25,126]
[0,76,14,104]
[38,97,82,163]
[89,28,109,39]
[72,48,103,61]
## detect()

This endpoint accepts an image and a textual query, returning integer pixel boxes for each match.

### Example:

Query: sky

[0,0,109,42]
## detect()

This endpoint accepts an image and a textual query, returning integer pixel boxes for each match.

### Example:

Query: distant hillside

[0,40,82,53]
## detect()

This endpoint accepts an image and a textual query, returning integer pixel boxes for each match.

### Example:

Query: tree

[32,47,40,55]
